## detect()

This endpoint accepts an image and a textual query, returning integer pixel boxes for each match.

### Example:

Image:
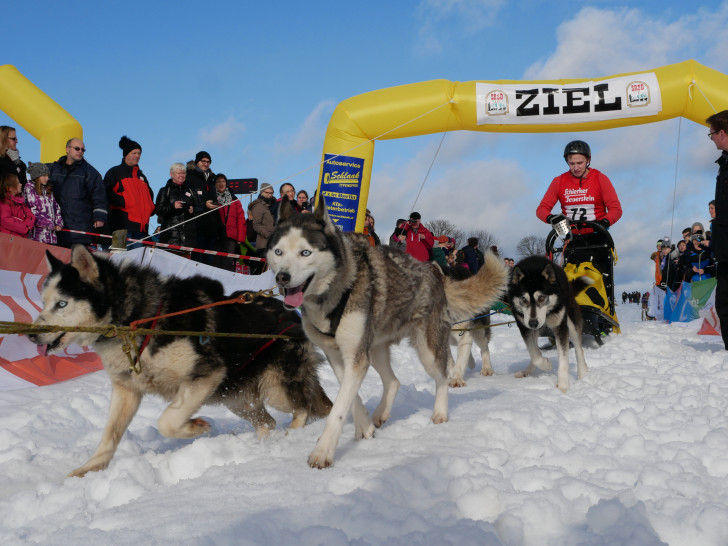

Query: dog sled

[545,219,620,345]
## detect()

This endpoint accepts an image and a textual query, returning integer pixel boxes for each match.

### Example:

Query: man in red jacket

[397,211,434,262]
[104,136,154,250]
[536,140,622,230]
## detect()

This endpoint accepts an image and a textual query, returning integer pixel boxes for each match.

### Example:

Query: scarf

[216,189,233,207]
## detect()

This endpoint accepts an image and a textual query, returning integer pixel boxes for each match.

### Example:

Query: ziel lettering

[515,83,621,117]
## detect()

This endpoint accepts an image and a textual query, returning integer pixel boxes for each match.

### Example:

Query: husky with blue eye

[266,198,508,468]
[27,245,332,477]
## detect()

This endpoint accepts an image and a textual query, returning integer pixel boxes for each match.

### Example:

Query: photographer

[678,231,714,283]
[297,189,311,213]
[155,163,196,256]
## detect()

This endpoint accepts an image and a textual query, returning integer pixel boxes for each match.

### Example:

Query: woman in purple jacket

[23,162,63,244]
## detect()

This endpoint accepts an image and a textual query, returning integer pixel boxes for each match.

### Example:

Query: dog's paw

[480,367,494,377]
[355,422,376,439]
[68,454,111,478]
[556,383,569,393]
[308,449,334,469]
[431,411,448,424]
[68,460,109,478]
[449,377,467,388]
[180,417,211,438]
[538,357,552,371]
[372,410,389,428]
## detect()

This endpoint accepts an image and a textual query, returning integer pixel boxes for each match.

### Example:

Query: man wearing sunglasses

[397,211,434,262]
[48,138,107,248]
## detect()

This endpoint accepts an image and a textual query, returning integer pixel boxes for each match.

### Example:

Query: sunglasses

[69,146,86,152]
[408,219,419,223]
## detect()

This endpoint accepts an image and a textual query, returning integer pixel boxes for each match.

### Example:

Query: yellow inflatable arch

[0,65,83,162]
[317,59,728,232]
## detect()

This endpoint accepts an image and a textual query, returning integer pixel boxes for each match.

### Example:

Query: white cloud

[524,6,728,80]
[415,0,505,54]
[199,117,246,147]
[369,151,539,256]
[280,100,335,155]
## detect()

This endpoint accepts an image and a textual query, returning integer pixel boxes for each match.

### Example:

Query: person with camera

[537,140,622,231]
[155,162,196,257]
[678,230,714,283]
[296,190,311,213]
[397,211,434,262]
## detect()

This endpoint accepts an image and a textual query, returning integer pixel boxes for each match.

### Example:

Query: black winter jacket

[713,151,728,263]
[0,154,27,187]
[185,168,220,237]
[48,156,107,245]
[155,179,197,247]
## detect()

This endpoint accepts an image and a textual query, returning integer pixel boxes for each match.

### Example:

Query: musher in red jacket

[536,140,622,231]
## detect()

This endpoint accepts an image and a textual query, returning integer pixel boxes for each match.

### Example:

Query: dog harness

[304,288,351,337]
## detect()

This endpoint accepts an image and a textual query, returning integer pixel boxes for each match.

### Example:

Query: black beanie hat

[195,150,212,164]
[119,136,141,158]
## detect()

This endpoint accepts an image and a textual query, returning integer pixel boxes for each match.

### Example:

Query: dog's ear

[70,245,100,283]
[313,194,333,226]
[45,249,64,274]
[511,266,524,285]
[542,263,557,284]
[278,195,294,224]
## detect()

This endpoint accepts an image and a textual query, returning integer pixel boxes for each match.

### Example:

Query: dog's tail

[444,252,509,322]
[571,275,595,297]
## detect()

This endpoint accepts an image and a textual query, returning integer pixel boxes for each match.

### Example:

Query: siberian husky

[28,246,332,477]
[266,200,508,468]
[507,255,593,392]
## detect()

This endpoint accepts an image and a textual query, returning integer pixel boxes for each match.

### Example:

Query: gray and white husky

[28,245,332,477]
[445,265,494,387]
[266,200,508,468]
[507,255,593,393]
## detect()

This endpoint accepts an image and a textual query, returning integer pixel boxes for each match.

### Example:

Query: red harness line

[242,322,298,368]
[60,228,265,262]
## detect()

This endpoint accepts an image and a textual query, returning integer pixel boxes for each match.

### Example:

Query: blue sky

[3,0,727,291]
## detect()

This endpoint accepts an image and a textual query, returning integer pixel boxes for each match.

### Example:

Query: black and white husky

[27,246,332,477]
[507,255,593,393]
[266,200,508,468]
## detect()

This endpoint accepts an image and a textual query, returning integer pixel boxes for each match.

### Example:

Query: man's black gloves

[547,214,567,226]
[596,218,610,228]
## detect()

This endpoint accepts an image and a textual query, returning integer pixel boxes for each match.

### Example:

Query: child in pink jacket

[0,173,35,237]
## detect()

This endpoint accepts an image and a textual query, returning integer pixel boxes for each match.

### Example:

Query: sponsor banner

[663,278,718,325]
[0,234,277,391]
[319,154,364,232]
[476,72,662,125]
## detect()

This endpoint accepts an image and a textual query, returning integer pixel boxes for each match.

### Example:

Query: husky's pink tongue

[36,344,49,357]
[283,285,305,308]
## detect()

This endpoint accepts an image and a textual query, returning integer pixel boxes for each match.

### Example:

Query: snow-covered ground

[1,304,727,545]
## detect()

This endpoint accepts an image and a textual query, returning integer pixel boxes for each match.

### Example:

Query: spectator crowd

[0,126,319,273]
[650,202,715,293]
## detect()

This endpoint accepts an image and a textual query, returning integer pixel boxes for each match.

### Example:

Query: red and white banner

[0,233,277,391]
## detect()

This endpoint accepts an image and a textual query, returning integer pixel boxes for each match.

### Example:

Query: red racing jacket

[536,168,622,226]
